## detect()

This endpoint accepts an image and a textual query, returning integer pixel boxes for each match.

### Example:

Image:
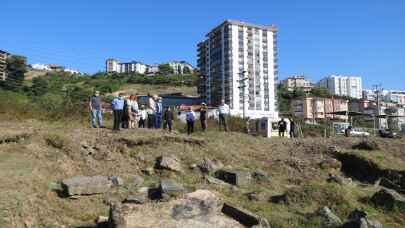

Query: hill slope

[0,119,404,227]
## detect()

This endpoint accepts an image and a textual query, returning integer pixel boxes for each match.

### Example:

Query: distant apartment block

[0,49,11,80]
[281,75,314,92]
[168,61,194,74]
[362,89,405,106]
[292,97,349,121]
[318,75,362,99]
[106,59,147,74]
[197,20,279,119]
[385,90,405,106]
[106,59,194,75]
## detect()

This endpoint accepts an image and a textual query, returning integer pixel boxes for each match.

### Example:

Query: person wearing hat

[200,102,208,132]
[89,91,105,128]
[138,105,147,128]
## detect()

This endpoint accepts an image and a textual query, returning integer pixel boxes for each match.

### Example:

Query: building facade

[106,59,147,74]
[291,97,349,121]
[318,75,362,99]
[197,20,279,119]
[281,75,314,92]
[0,49,11,80]
[384,90,405,106]
[167,61,194,74]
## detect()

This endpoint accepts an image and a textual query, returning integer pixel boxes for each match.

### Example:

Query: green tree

[311,86,332,98]
[31,77,49,96]
[158,64,174,75]
[183,67,191,74]
[3,55,27,91]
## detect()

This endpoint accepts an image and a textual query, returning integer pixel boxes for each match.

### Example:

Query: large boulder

[109,190,245,228]
[61,176,112,196]
[156,155,183,173]
[317,206,342,227]
[371,188,405,211]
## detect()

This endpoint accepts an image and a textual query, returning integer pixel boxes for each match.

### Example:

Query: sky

[1,0,404,89]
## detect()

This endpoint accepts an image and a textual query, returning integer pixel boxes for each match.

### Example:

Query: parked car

[350,128,370,137]
[378,129,398,138]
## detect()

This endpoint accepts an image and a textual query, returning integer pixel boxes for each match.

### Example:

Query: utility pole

[373,83,382,131]
[237,71,248,119]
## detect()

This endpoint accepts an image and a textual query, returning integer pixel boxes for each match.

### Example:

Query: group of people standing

[277,118,297,138]
[89,91,231,135]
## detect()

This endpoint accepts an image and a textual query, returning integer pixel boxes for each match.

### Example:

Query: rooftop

[206,19,277,36]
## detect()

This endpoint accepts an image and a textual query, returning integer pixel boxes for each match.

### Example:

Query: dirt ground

[0,119,404,227]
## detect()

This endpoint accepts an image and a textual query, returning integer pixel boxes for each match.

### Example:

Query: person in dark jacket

[278,118,287,137]
[200,103,208,132]
[121,96,129,129]
[163,107,174,132]
[289,118,296,138]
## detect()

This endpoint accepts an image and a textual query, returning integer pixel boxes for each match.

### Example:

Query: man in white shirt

[218,99,229,131]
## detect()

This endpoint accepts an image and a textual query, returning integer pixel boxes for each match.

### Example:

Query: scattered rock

[270,194,288,204]
[127,175,144,187]
[342,209,382,228]
[252,169,270,182]
[215,169,251,186]
[371,188,405,211]
[123,194,147,204]
[327,174,352,185]
[319,158,342,170]
[204,176,229,186]
[96,215,109,228]
[327,146,341,154]
[352,140,380,151]
[142,167,154,176]
[317,206,342,227]
[160,179,186,198]
[109,176,124,186]
[198,158,224,174]
[189,163,198,170]
[62,176,112,196]
[221,203,270,228]
[156,155,183,173]
[246,191,268,202]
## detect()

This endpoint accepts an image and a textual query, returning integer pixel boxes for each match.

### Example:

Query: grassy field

[0,117,404,227]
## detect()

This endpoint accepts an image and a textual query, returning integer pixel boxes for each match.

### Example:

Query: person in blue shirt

[111,93,125,131]
[155,97,163,129]
[185,107,196,135]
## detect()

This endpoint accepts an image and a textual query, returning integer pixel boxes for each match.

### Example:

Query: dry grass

[0,119,404,227]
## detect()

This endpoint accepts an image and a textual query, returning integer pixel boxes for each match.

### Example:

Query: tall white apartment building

[318,75,362,99]
[106,59,147,74]
[197,20,279,119]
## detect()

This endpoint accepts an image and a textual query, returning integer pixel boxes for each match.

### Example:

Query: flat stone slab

[62,176,112,196]
[160,179,186,197]
[215,170,251,186]
[221,203,270,227]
